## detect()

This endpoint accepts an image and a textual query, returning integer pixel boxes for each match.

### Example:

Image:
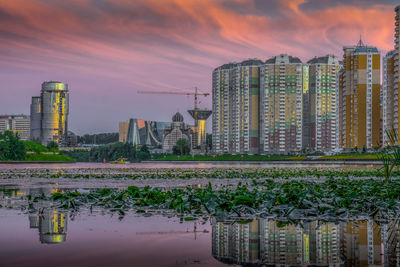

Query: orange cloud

[0,0,397,133]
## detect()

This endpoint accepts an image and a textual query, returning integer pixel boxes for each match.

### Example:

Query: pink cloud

[0,0,396,133]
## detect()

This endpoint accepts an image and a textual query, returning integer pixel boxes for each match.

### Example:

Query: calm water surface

[1,209,399,267]
[0,186,399,266]
[0,162,379,169]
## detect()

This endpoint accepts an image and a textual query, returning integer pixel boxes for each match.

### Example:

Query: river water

[0,163,397,267]
[1,207,399,266]
[0,161,380,169]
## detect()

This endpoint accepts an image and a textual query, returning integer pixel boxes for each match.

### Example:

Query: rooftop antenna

[357,34,365,47]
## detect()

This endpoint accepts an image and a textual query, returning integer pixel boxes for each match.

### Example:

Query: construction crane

[137,87,210,129]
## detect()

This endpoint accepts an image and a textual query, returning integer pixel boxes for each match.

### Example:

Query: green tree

[47,141,59,152]
[0,131,26,161]
[173,138,191,155]
[140,145,150,153]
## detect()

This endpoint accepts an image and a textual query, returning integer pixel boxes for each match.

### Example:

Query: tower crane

[137,87,210,129]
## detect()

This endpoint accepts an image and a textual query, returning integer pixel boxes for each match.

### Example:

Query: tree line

[64,143,151,162]
[77,132,119,145]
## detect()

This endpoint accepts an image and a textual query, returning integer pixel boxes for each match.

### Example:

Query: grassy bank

[319,153,380,161]
[25,153,76,162]
[153,154,306,161]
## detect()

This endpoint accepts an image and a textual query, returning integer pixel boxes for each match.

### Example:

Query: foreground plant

[48,178,400,221]
[379,128,400,183]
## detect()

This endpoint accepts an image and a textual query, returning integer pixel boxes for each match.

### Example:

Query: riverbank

[144,160,382,165]
[151,153,381,163]
[0,161,75,164]
[0,153,76,163]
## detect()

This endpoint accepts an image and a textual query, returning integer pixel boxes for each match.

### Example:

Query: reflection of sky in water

[0,210,222,267]
[0,208,399,266]
[0,185,399,266]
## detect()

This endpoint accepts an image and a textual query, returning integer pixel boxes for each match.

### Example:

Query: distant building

[260,54,305,154]
[212,59,263,154]
[338,40,381,150]
[162,112,193,153]
[0,115,30,140]
[66,131,78,147]
[383,50,396,145]
[119,120,130,143]
[118,118,170,146]
[30,81,69,146]
[30,96,41,142]
[187,109,212,150]
[382,6,400,145]
[304,55,342,152]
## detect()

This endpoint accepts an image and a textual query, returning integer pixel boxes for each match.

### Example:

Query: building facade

[30,81,69,146]
[383,50,396,145]
[162,112,192,153]
[0,115,30,140]
[30,96,41,142]
[382,6,400,145]
[338,42,381,150]
[188,109,212,149]
[40,81,69,146]
[118,120,130,143]
[212,63,236,154]
[305,55,341,151]
[260,54,304,154]
[230,60,262,154]
[118,118,169,146]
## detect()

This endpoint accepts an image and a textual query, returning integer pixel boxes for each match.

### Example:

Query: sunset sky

[0,0,398,134]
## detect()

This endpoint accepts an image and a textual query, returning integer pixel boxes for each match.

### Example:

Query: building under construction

[138,88,212,151]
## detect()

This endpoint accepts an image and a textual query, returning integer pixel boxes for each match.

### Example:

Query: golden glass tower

[30,81,69,146]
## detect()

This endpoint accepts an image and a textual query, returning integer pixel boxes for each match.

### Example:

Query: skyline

[0,0,397,134]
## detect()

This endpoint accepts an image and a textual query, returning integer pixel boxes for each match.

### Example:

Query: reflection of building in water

[261,220,304,265]
[212,218,260,265]
[29,210,67,244]
[261,220,340,266]
[212,218,400,266]
[316,223,339,265]
[340,219,393,266]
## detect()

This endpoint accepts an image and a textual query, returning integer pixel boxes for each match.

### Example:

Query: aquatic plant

[48,178,400,221]
[0,167,396,180]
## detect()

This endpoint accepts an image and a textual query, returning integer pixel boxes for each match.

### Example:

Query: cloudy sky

[0,0,397,134]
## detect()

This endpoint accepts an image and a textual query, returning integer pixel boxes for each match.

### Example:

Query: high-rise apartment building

[230,60,262,154]
[260,54,304,154]
[382,6,400,145]
[338,41,381,150]
[304,55,341,151]
[383,50,396,145]
[30,81,69,146]
[0,115,30,140]
[212,63,235,154]
[212,55,343,154]
[212,60,262,154]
